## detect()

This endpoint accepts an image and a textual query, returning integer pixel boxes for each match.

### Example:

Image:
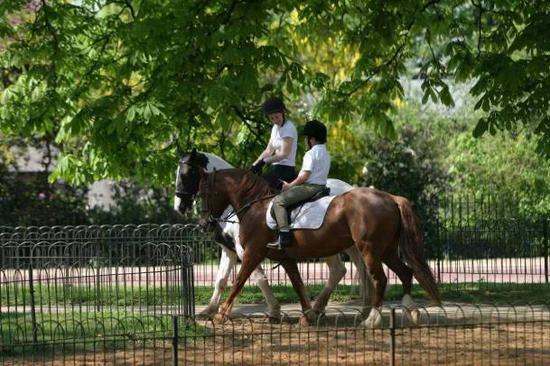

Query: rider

[267,119,331,250]
[250,96,298,190]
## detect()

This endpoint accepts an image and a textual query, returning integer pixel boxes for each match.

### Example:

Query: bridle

[199,168,221,225]
[177,159,278,225]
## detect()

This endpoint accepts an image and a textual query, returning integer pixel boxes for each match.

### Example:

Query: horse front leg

[199,246,237,318]
[250,266,281,320]
[312,255,346,314]
[215,249,264,323]
[235,237,281,320]
[280,259,315,326]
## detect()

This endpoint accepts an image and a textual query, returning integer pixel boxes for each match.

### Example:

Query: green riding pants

[272,184,326,231]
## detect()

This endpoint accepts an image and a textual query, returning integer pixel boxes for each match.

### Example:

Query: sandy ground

[4,305,549,365]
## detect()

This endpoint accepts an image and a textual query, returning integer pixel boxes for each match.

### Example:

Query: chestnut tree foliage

[1,0,548,185]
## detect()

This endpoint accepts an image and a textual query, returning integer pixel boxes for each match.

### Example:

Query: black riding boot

[267,229,292,250]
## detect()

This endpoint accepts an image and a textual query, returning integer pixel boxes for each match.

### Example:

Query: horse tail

[392,195,441,305]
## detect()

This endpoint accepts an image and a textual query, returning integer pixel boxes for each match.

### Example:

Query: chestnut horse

[174,151,372,320]
[177,151,441,327]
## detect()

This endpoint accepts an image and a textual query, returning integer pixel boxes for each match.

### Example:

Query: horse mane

[225,168,276,198]
[203,152,233,170]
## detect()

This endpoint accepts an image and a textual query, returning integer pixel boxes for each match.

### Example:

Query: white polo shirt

[269,120,297,167]
[301,144,330,185]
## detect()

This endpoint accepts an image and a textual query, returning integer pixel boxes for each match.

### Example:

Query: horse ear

[191,148,197,157]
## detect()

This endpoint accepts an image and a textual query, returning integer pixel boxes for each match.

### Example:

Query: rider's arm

[263,137,293,164]
[253,143,275,165]
[283,170,311,190]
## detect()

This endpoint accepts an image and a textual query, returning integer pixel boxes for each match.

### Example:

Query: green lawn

[2,282,548,308]
[195,282,550,305]
[0,311,203,358]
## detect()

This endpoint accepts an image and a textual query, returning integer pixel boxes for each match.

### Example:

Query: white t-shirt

[301,144,331,185]
[269,120,297,167]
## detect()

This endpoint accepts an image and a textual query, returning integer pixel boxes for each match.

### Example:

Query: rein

[216,193,278,223]
[200,168,277,224]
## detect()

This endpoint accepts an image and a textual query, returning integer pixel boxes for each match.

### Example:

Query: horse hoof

[362,311,383,328]
[405,308,420,325]
[269,306,281,321]
[197,307,218,320]
[268,315,281,324]
[213,313,227,324]
[312,305,325,315]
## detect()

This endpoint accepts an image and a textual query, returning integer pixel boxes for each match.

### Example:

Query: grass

[0,310,204,358]
[196,282,550,305]
[0,284,188,307]
[2,283,549,309]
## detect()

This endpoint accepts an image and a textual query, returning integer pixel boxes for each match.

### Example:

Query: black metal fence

[434,193,549,288]
[3,304,549,365]
[1,199,549,365]
[186,193,549,291]
[0,224,195,352]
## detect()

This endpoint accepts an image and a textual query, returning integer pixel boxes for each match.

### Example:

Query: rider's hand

[250,160,266,174]
[281,181,291,191]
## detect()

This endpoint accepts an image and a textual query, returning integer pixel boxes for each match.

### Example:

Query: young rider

[267,120,331,250]
[250,97,298,190]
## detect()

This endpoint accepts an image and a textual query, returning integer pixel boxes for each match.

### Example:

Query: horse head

[175,149,209,214]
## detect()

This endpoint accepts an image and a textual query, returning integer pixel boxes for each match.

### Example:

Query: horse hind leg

[384,250,420,325]
[356,244,387,329]
[344,245,373,307]
[312,255,346,314]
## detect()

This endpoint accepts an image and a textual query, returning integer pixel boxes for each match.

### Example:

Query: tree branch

[232,106,267,145]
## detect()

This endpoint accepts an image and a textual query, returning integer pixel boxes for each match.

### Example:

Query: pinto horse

[174,152,373,320]
[177,151,441,327]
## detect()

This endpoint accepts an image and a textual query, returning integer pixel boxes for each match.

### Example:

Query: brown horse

[176,151,441,327]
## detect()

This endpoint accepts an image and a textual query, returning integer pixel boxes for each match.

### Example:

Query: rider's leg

[269,184,326,249]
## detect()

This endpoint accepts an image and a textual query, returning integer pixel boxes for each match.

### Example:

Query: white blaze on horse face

[174,165,182,211]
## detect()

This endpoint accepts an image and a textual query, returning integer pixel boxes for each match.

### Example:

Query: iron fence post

[172,315,179,366]
[28,262,38,345]
[389,307,396,366]
[95,257,101,312]
[180,247,195,317]
[181,250,188,316]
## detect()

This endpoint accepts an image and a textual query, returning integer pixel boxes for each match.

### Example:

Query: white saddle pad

[266,195,337,230]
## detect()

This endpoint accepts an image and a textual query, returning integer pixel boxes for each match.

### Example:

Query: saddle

[266,188,337,230]
[287,186,331,211]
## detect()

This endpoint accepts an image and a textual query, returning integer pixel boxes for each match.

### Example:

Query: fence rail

[0,224,195,350]
[1,216,549,365]
[2,304,549,365]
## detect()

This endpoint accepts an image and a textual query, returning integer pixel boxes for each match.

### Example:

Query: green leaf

[472,119,488,138]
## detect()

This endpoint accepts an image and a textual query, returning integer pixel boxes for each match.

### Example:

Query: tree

[1,1,548,185]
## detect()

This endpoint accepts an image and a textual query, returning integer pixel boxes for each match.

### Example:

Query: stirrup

[266,240,282,250]
[267,230,291,250]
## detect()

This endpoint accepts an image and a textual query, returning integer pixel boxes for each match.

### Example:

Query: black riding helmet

[301,119,327,143]
[262,96,286,116]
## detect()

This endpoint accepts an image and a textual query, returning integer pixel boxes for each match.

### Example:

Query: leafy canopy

[1,0,548,184]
